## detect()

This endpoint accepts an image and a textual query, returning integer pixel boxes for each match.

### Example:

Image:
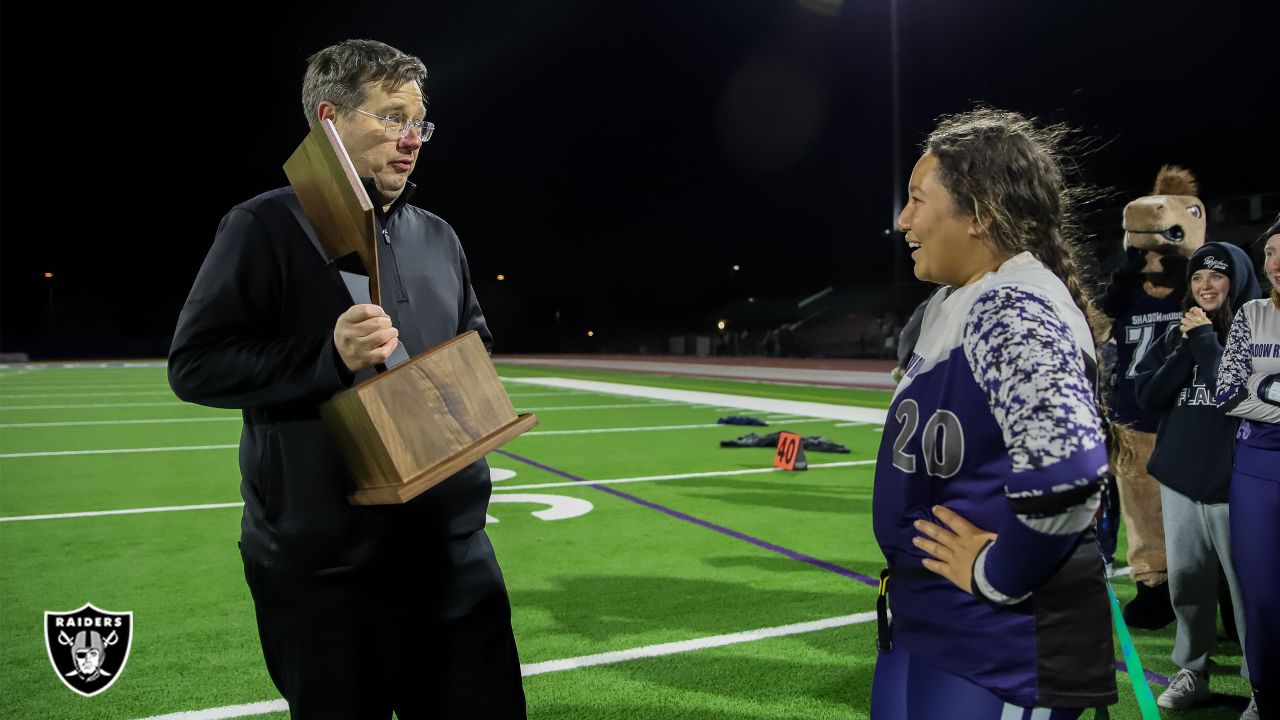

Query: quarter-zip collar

[359,178,415,304]
[359,178,418,220]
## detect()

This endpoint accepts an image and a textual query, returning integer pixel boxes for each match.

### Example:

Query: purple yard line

[494,449,879,587]
[1115,661,1171,687]
[493,450,1172,687]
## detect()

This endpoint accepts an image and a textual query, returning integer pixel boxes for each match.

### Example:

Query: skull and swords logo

[44,603,133,696]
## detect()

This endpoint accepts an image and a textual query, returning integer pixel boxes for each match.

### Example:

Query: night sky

[1,0,1273,357]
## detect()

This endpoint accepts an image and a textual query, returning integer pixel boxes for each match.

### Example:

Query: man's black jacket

[169,184,495,573]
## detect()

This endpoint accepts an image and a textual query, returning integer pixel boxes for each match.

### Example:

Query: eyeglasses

[340,106,434,142]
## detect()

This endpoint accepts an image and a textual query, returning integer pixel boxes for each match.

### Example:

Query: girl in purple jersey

[870,109,1115,719]
[1215,219,1280,720]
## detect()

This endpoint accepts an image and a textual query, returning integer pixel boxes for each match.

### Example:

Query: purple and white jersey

[873,252,1114,708]
[1217,299,1280,468]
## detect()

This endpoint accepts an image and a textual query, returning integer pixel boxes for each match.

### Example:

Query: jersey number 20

[891,399,965,478]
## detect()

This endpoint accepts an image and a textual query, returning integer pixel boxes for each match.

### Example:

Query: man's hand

[1180,306,1211,338]
[334,304,399,373]
[912,505,998,594]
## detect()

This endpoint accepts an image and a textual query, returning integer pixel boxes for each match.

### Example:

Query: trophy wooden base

[319,331,538,506]
[347,413,537,505]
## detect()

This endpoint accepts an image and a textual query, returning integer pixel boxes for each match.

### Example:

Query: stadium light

[496,274,506,281]
[587,330,594,337]
[44,272,54,279]
[717,320,727,331]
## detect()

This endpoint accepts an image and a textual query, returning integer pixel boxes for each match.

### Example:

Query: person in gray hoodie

[1135,241,1261,719]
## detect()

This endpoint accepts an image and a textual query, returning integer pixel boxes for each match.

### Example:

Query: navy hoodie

[1134,242,1262,502]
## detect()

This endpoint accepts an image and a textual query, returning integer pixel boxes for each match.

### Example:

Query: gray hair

[301,39,428,128]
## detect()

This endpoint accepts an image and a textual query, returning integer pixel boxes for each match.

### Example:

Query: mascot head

[1122,165,1206,277]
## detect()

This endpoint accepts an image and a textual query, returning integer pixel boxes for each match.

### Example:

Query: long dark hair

[1182,286,1234,344]
[924,108,1103,334]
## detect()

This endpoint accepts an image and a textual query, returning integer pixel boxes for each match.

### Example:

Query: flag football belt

[876,565,933,654]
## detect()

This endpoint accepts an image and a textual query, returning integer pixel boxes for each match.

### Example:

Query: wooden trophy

[284,119,537,506]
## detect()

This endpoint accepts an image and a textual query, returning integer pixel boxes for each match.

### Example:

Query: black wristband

[1261,374,1280,407]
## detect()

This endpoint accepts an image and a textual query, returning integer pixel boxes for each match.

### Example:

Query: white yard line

[0,503,245,522]
[0,460,877,521]
[495,460,876,491]
[0,383,168,390]
[498,358,897,389]
[524,418,831,436]
[527,423,725,435]
[0,417,239,429]
[0,444,237,459]
[0,415,855,458]
[134,700,288,720]
[515,401,686,412]
[132,612,877,720]
[520,611,877,675]
[506,378,887,425]
[0,401,189,411]
[0,391,177,398]
[1,381,879,459]
[0,419,838,455]
[0,361,166,370]
[511,380,751,410]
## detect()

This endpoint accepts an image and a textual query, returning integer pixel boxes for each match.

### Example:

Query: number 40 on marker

[773,432,807,471]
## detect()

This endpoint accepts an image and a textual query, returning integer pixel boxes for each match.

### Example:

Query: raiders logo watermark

[44,603,133,697]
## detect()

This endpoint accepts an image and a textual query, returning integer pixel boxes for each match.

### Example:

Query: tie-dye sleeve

[1216,306,1254,412]
[962,285,1108,604]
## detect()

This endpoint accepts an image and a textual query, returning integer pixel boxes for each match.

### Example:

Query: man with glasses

[169,39,525,719]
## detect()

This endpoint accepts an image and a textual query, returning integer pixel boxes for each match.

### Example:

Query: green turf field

[0,363,1252,719]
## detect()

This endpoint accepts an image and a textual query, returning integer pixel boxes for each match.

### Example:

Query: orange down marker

[773,431,807,471]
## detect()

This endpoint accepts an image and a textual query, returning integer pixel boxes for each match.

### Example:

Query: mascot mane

[1152,164,1198,197]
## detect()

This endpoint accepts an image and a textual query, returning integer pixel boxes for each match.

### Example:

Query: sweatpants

[1159,484,1249,680]
[242,530,526,720]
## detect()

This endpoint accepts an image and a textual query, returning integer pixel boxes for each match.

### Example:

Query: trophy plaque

[284,119,537,505]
